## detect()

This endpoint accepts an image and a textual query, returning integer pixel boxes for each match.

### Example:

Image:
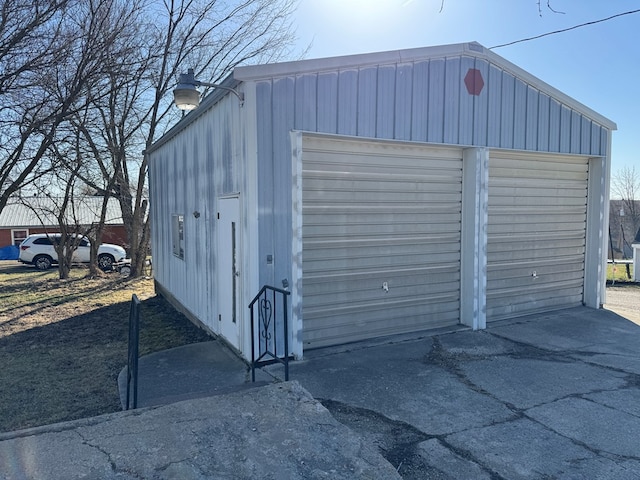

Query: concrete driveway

[2,304,640,479]
[266,306,640,479]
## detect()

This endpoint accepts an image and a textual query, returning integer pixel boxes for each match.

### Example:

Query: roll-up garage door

[487,151,589,321]
[301,135,463,349]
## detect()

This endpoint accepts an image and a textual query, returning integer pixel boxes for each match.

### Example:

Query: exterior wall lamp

[173,68,244,110]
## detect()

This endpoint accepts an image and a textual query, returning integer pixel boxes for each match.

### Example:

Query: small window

[172,214,184,259]
[12,229,28,247]
[34,237,53,245]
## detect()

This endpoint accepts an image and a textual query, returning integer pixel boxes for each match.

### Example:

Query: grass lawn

[607,262,635,283]
[0,261,212,433]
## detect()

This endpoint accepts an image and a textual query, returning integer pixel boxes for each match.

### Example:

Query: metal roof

[0,197,124,228]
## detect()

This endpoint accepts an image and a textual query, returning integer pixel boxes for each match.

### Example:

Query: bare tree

[3,0,301,277]
[71,0,300,277]
[0,0,123,215]
[611,165,640,253]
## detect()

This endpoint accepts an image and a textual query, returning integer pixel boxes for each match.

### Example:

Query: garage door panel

[490,167,588,182]
[489,195,588,207]
[303,191,462,205]
[304,292,459,319]
[488,220,587,235]
[487,236,585,253]
[304,308,461,349]
[488,257,585,274]
[303,170,462,186]
[303,179,462,202]
[303,212,462,228]
[303,274,461,305]
[490,153,589,172]
[488,278,584,297]
[487,269,585,290]
[486,247,585,263]
[304,251,461,275]
[301,135,462,348]
[303,299,461,348]
[304,224,461,239]
[487,151,588,321]
[487,294,583,321]
[304,240,460,261]
[487,208,587,219]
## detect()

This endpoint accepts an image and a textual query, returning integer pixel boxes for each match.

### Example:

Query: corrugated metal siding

[149,95,245,335]
[486,151,589,320]
[255,54,607,157]
[300,135,463,348]
[255,55,607,297]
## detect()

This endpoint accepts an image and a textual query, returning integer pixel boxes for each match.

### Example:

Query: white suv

[19,234,127,271]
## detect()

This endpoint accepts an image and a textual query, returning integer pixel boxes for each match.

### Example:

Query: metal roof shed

[148,42,616,361]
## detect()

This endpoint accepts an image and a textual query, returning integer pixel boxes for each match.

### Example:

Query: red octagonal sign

[464,68,484,96]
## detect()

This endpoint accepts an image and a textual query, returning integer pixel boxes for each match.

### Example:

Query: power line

[490,9,640,49]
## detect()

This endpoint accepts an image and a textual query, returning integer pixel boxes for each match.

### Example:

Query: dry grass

[0,261,212,433]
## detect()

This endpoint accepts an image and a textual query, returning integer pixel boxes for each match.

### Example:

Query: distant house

[0,197,127,251]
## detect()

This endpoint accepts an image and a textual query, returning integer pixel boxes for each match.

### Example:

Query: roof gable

[234,42,615,131]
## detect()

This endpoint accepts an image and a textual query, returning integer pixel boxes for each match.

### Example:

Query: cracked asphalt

[268,306,640,479]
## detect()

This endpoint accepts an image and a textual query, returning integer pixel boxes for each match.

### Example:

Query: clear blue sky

[293,0,639,175]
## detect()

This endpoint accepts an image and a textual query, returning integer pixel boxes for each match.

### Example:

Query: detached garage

[148,42,615,361]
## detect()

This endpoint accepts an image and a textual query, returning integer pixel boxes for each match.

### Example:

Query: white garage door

[301,135,463,348]
[487,151,589,321]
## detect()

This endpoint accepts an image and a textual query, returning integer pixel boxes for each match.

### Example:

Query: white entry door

[217,196,241,350]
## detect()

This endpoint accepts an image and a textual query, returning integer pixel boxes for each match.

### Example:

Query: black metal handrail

[249,285,291,381]
[125,294,141,410]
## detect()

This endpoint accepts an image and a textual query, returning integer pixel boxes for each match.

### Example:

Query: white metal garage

[148,42,616,361]
[299,134,463,348]
[486,151,590,320]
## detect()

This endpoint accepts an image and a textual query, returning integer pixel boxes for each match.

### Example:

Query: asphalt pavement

[2,305,640,479]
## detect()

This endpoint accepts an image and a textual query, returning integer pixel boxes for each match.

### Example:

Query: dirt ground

[604,284,640,325]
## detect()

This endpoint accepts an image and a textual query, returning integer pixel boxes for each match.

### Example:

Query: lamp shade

[173,84,200,110]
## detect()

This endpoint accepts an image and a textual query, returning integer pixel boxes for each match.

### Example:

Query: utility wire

[490,9,640,49]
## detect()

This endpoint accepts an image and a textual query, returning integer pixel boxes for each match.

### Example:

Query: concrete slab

[117,341,272,408]
[0,382,401,480]
[436,329,522,357]
[490,307,640,355]
[585,387,640,418]
[458,357,627,409]
[571,352,640,375]
[414,438,493,480]
[272,339,514,436]
[527,397,640,458]
[560,458,640,480]
[445,417,596,480]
